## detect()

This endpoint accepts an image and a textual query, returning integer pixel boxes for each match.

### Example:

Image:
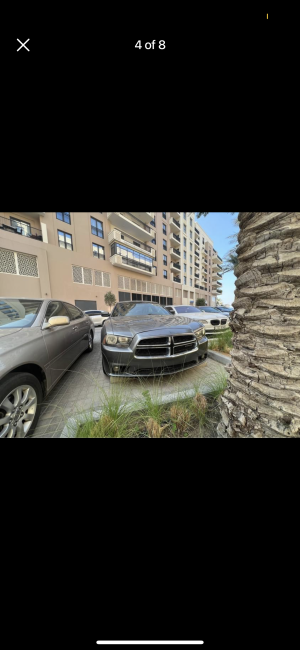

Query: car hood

[106,315,203,335]
[187,313,228,320]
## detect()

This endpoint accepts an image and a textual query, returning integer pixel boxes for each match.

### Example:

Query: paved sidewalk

[31,329,226,438]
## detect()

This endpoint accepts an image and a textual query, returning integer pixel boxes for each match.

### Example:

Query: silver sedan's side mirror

[43,316,70,330]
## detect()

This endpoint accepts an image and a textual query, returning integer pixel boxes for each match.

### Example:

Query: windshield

[0,299,42,328]
[197,307,224,314]
[175,306,202,314]
[111,302,170,317]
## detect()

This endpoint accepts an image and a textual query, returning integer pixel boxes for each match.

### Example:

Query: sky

[194,212,239,307]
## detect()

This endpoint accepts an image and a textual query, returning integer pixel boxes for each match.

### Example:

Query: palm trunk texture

[217,212,300,438]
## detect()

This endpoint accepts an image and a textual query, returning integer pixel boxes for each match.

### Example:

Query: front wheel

[0,372,43,438]
[86,331,94,353]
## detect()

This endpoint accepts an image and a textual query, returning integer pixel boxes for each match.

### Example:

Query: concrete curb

[60,381,219,438]
[207,349,231,366]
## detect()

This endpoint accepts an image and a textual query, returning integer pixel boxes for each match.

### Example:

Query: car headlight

[104,335,132,346]
[194,327,205,339]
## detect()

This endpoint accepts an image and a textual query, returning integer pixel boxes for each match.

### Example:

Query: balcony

[107,212,154,242]
[195,250,199,258]
[18,212,45,220]
[195,227,200,235]
[0,215,43,241]
[195,238,200,246]
[203,277,207,283]
[170,247,181,260]
[195,261,199,268]
[217,281,222,287]
[212,262,223,271]
[217,289,223,294]
[170,216,181,233]
[108,229,155,258]
[170,261,181,272]
[129,212,153,224]
[203,258,208,265]
[110,253,156,276]
[170,232,181,246]
[217,272,222,278]
[195,272,199,279]
[172,273,181,284]
[170,212,181,221]
[195,283,200,289]
[212,290,218,296]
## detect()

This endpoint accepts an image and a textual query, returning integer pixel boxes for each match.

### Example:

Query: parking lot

[31,328,226,438]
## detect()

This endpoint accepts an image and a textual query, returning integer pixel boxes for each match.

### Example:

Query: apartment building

[0,212,223,310]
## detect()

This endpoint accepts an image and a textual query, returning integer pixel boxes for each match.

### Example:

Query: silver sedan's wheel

[0,385,38,438]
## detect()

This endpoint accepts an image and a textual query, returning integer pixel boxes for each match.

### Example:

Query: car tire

[86,331,94,353]
[0,372,43,438]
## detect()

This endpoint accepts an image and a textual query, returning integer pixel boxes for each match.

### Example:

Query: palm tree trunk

[217,212,300,438]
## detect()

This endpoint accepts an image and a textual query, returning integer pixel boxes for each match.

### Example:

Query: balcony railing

[172,217,180,229]
[117,230,153,254]
[195,261,199,268]
[173,233,181,243]
[195,251,199,258]
[195,273,199,279]
[217,272,222,277]
[204,249,208,254]
[217,281,222,286]
[0,215,43,241]
[195,283,200,289]
[213,248,217,253]
[217,264,222,270]
[174,248,181,256]
[195,227,199,235]
[173,276,181,283]
[173,262,181,270]
[110,243,155,273]
[126,212,152,232]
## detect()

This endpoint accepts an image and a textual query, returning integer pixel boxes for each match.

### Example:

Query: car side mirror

[169,309,176,314]
[43,316,70,329]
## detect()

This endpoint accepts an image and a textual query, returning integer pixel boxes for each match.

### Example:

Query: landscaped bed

[75,370,228,438]
[208,328,233,354]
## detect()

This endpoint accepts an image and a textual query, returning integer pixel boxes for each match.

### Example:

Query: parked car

[0,298,95,438]
[165,305,229,334]
[101,301,208,378]
[215,306,234,316]
[84,309,110,327]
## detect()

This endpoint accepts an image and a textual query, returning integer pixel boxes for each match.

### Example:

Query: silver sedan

[0,298,95,438]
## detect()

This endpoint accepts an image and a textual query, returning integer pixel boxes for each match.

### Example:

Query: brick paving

[30,328,226,438]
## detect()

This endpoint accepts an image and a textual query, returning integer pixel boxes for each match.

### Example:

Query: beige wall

[0,211,222,309]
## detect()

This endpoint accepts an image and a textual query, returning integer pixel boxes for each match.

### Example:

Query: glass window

[184,237,187,247]
[183,225,186,233]
[163,270,167,279]
[92,243,105,259]
[197,306,223,313]
[202,238,205,244]
[183,251,186,260]
[64,303,84,320]
[152,238,156,244]
[152,295,159,303]
[167,298,173,305]
[183,212,186,219]
[190,267,192,275]
[184,263,186,272]
[56,212,71,224]
[110,243,152,270]
[190,255,192,264]
[175,306,201,314]
[45,301,69,322]
[10,218,31,236]
[190,230,192,238]
[132,294,142,301]
[190,243,192,251]
[143,295,151,301]
[163,254,167,265]
[91,217,103,238]
[163,239,167,250]
[58,230,73,250]
[190,278,192,286]
[190,218,193,227]
[112,302,169,316]
[184,277,187,285]
[0,299,42,329]
[159,296,167,306]
[162,212,166,219]
[163,224,167,235]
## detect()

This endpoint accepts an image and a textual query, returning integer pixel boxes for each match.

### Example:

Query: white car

[165,305,229,334]
[84,310,110,327]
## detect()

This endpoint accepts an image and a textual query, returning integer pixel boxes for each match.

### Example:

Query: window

[190,230,192,238]
[184,263,187,272]
[92,243,105,260]
[58,230,73,250]
[163,223,167,235]
[202,237,205,244]
[162,212,166,219]
[64,303,84,320]
[190,255,192,264]
[163,239,167,250]
[152,295,159,303]
[143,295,151,301]
[45,301,69,323]
[184,237,187,247]
[163,254,167,266]
[190,267,192,275]
[91,217,103,238]
[160,296,167,306]
[190,218,193,227]
[190,278,192,286]
[163,270,167,279]
[56,212,71,224]
[184,276,187,285]
[183,224,186,234]
[10,217,31,236]
[118,291,131,302]
[150,217,156,227]
[132,294,142,301]
[152,238,156,244]
[190,242,192,252]
[183,250,186,260]
[183,212,186,220]
[167,297,173,305]
[0,298,42,329]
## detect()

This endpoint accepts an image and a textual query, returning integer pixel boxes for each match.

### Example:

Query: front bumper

[102,336,208,377]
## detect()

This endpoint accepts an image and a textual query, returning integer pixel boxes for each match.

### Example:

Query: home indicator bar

[96,643,204,646]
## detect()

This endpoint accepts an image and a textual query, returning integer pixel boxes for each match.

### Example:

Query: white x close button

[17,38,30,52]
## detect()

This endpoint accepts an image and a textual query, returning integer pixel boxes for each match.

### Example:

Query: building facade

[0,212,223,309]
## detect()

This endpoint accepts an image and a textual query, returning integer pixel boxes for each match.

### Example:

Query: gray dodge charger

[101,301,208,378]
